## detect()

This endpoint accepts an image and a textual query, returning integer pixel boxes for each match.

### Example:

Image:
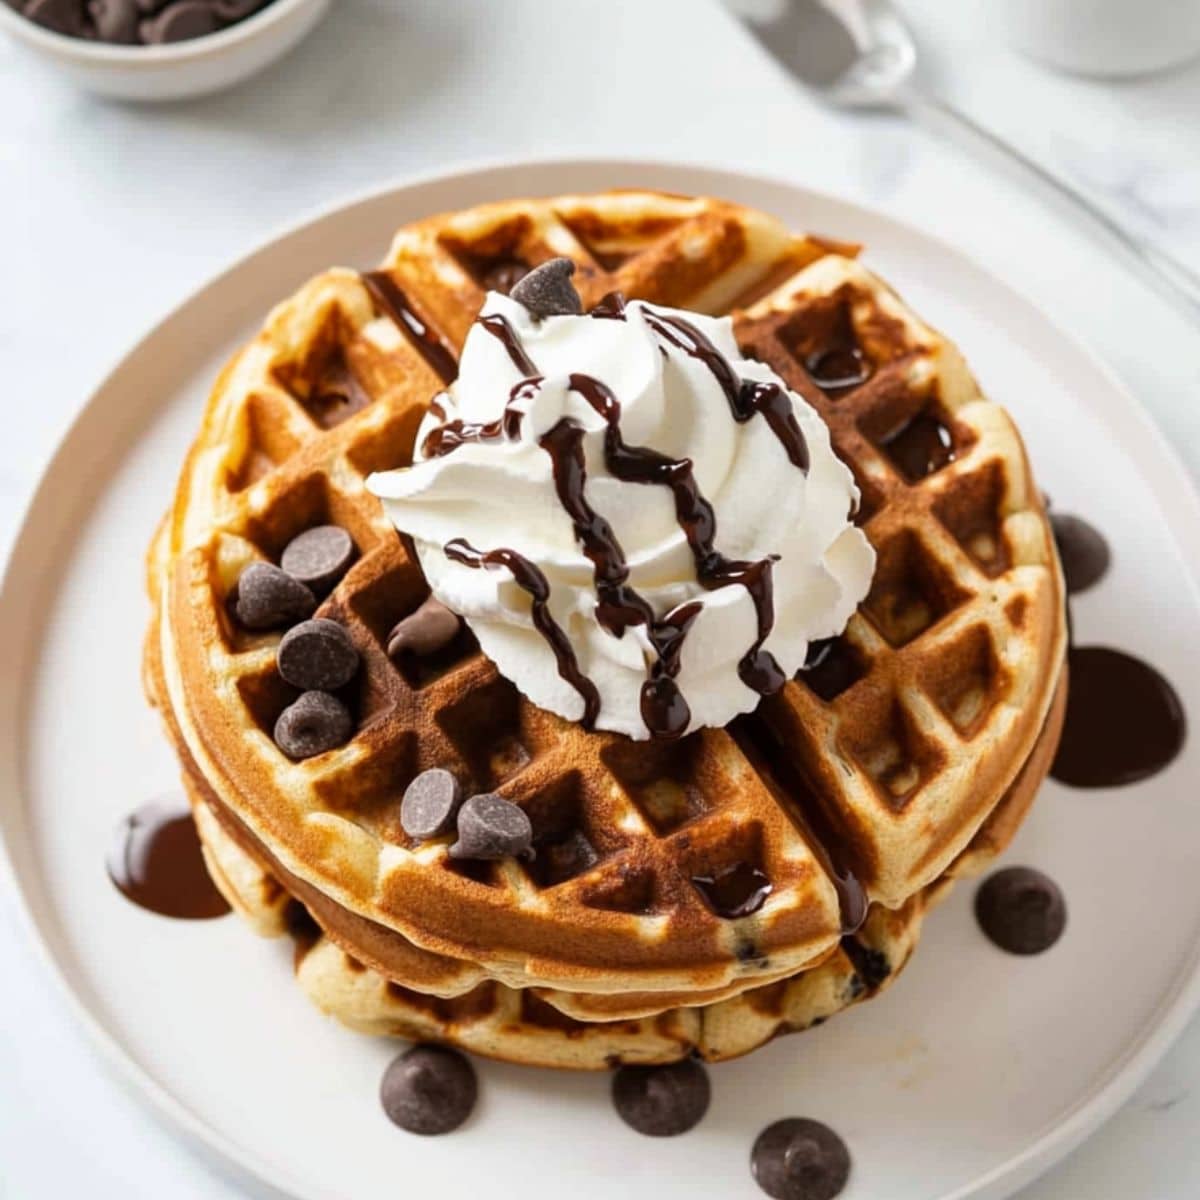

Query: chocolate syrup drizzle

[639,309,811,473]
[444,538,601,728]
[362,271,459,385]
[429,300,810,736]
[731,712,868,934]
[422,378,533,457]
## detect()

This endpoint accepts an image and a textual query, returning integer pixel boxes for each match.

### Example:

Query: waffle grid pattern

[153,192,1064,1007]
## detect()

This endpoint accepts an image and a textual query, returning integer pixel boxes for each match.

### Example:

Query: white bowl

[0,0,330,101]
[989,0,1200,77]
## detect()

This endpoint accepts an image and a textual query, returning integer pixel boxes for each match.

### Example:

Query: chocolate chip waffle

[180,669,1063,1068]
[146,191,1066,1040]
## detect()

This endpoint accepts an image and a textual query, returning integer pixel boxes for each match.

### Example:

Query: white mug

[997,0,1200,76]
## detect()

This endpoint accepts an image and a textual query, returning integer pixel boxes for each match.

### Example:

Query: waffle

[146,191,1067,1020]
[183,671,1063,1068]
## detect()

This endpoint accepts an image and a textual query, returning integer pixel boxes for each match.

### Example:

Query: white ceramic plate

[3,159,1200,1200]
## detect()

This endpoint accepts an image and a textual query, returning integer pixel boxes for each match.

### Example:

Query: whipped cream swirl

[368,290,874,740]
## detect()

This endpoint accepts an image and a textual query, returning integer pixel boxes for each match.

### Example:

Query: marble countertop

[1,1,1198,1196]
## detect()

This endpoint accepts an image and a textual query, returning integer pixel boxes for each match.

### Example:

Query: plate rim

[3,153,1200,1200]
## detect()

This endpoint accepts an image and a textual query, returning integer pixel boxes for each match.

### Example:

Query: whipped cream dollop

[368,286,874,740]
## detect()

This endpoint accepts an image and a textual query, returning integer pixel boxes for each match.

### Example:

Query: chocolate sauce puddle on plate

[1052,645,1185,787]
[107,798,230,919]
[1045,512,1185,786]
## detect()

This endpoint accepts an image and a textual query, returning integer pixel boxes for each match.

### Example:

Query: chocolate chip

[975,866,1067,955]
[234,562,316,631]
[752,1118,851,1200]
[386,595,461,659]
[88,0,139,40]
[24,0,88,35]
[276,619,360,691]
[510,257,583,318]
[273,691,352,760]
[380,1044,477,1136]
[280,525,356,595]
[401,769,463,841]
[449,793,533,862]
[612,1060,711,1137]
[140,0,218,43]
[1050,513,1111,595]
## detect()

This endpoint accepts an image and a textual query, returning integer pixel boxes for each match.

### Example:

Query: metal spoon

[735,0,1200,324]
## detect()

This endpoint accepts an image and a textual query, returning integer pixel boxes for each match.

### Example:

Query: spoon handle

[903,89,1200,326]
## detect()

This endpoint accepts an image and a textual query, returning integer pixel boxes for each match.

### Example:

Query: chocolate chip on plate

[449,793,533,862]
[280,525,357,595]
[612,1060,711,1137]
[273,691,352,760]
[510,257,583,318]
[386,595,461,659]
[24,0,88,35]
[234,561,316,631]
[88,0,139,40]
[751,1118,852,1200]
[401,769,463,841]
[380,1044,478,1136]
[277,619,360,691]
[140,0,218,44]
[975,866,1067,955]
[1050,513,1111,595]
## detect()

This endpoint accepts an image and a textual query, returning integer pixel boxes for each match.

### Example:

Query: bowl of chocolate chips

[0,0,329,100]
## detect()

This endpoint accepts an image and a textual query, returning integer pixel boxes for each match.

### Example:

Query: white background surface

[1,1,1198,1197]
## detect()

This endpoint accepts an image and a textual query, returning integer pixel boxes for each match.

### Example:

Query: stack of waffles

[144,191,1067,1068]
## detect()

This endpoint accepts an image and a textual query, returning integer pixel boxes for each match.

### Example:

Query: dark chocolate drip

[107,799,231,920]
[423,415,505,457]
[641,310,810,474]
[538,418,647,637]
[362,272,459,385]
[541,394,715,737]
[691,861,773,920]
[590,291,629,320]
[730,713,868,934]
[1052,645,1185,787]
[840,935,891,992]
[805,344,871,395]
[641,601,704,739]
[880,410,956,481]
[444,538,600,729]
[565,373,786,702]
[478,312,539,376]
[422,378,540,457]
